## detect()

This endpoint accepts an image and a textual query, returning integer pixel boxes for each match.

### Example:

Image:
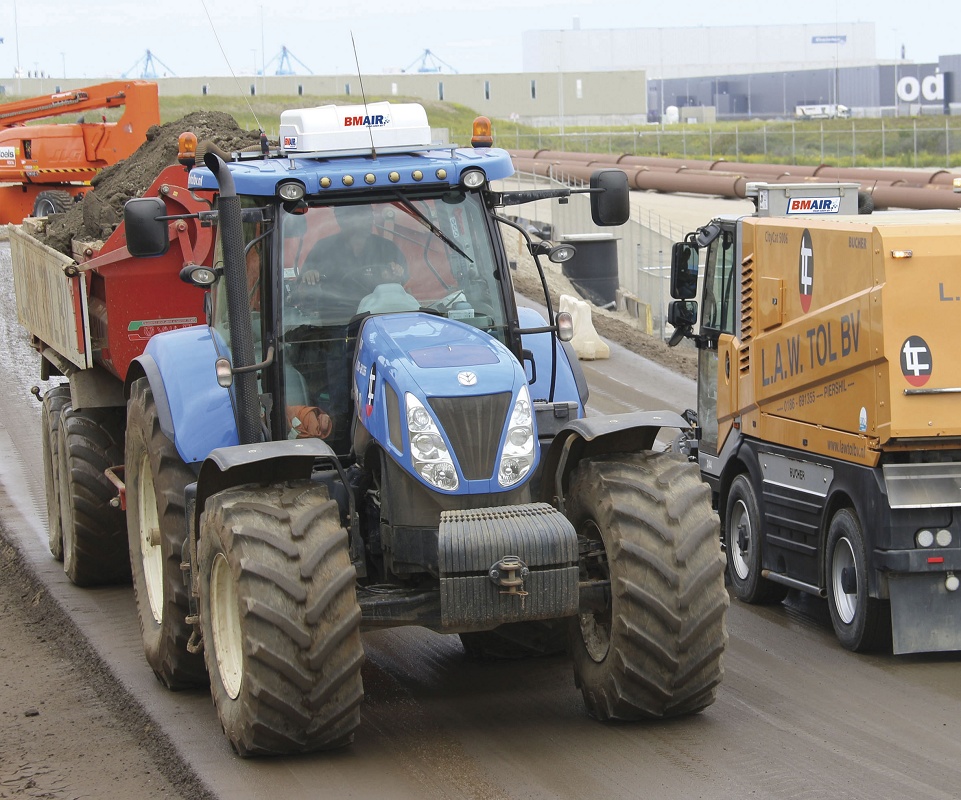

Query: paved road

[1,240,959,799]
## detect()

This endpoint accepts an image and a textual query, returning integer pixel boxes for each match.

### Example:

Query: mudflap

[889,573,961,654]
[438,503,579,632]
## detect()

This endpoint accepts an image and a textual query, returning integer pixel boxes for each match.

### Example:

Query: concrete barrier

[561,293,610,360]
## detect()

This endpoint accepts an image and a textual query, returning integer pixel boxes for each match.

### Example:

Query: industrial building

[523,22,960,120]
[2,22,958,125]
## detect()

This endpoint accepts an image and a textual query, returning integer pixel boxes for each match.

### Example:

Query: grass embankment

[9,92,961,168]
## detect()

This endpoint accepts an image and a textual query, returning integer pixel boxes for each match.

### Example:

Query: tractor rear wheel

[125,377,207,689]
[198,481,365,756]
[57,403,130,586]
[41,384,72,561]
[460,620,568,660]
[567,452,728,720]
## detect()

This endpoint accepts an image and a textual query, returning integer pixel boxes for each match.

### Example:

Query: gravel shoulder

[0,533,211,800]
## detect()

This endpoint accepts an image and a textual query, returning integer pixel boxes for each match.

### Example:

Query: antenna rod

[200,0,264,134]
[350,32,377,160]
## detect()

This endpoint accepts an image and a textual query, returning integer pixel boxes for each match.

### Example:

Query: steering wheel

[429,289,467,314]
[288,264,395,318]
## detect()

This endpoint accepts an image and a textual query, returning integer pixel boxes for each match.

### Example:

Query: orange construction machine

[0,80,159,223]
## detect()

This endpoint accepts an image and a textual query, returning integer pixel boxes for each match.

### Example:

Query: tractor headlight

[408,404,432,433]
[406,394,459,491]
[498,386,535,487]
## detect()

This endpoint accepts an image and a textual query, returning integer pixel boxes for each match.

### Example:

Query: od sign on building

[897,72,945,103]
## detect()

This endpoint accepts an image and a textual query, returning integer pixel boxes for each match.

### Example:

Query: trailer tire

[725,474,788,605]
[459,620,569,660]
[32,189,73,217]
[567,452,728,720]
[125,377,207,689]
[825,508,891,653]
[41,384,72,561]
[58,403,130,586]
[199,481,365,756]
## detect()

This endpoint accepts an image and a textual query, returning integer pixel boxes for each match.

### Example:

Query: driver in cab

[300,205,408,318]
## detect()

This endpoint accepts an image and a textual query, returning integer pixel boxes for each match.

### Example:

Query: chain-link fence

[495,171,684,341]
[507,119,961,169]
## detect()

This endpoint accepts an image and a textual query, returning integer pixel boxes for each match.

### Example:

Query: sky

[0,0,957,81]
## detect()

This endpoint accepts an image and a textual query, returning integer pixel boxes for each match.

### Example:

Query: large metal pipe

[867,183,961,210]
[615,155,728,172]
[632,170,748,198]
[508,152,961,209]
[531,160,749,198]
[511,158,566,177]
[710,161,821,179]
[528,150,617,165]
[812,165,955,188]
[517,151,959,190]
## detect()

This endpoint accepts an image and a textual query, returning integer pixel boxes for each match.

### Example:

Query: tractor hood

[353,312,536,494]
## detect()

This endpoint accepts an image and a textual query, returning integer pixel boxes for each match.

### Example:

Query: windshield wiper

[392,193,473,264]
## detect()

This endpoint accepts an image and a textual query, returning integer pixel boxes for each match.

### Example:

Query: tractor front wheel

[198,481,365,756]
[567,452,728,720]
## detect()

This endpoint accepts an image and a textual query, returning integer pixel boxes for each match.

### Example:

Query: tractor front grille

[429,393,512,481]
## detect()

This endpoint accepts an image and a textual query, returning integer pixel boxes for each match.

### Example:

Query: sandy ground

[0,536,211,799]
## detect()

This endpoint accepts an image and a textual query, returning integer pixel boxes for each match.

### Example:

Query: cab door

[696,224,740,459]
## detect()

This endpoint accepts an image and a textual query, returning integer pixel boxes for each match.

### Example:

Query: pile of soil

[41,111,262,254]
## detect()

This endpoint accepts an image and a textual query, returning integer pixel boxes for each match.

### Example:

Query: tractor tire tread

[200,482,364,756]
[568,452,728,721]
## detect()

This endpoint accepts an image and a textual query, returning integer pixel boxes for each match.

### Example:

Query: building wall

[649,61,956,120]
[0,71,647,126]
[523,22,877,78]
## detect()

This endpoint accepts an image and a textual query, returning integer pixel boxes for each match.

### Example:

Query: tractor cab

[194,103,524,454]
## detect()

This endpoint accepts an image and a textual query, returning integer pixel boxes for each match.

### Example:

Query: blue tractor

[122,102,728,755]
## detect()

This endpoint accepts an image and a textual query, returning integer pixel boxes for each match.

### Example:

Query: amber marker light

[178,132,198,168]
[471,116,493,148]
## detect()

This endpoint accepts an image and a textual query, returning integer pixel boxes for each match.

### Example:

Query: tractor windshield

[279,192,507,334]
[278,191,509,452]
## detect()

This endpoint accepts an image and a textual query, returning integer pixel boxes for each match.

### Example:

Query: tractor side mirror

[589,169,630,226]
[670,241,699,299]
[124,197,169,257]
